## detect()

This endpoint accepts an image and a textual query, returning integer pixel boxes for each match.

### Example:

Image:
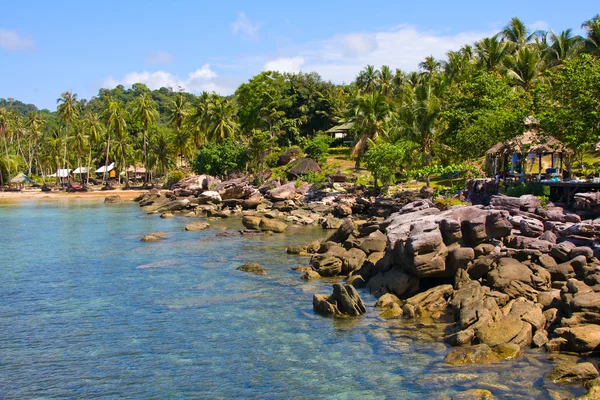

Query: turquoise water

[0,200,584,399]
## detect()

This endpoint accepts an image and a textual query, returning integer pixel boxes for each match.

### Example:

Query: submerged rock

[546,362,599,383]
[141,232,167,242]
[313,283,366,317]
[104,195,122,204]
[185,221,210,231]
[236,263,266,275]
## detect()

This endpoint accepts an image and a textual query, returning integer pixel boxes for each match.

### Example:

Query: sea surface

[0,200,586,399]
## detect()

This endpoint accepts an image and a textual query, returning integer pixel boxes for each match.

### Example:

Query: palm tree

[582,14,600,55]
[25,111,44,177]
[101,99,128,186]
[399,82,447,185]
[149,128,174,177]
[0,108,12,185]
[57,91,79,187]
[71,119,88,185]
[133,92,158,184]
[475,35,510,72]
[378,65,394,98]
[348,91,392,168]
[356,65,380,93]
[501,17,538,50]
[83,111,104,186]
[504,46,545,91]
[187,91,210,149]
[546,29,583,67]
[206,96,238,143]
[419,56,442,77]
[167,94,190,166]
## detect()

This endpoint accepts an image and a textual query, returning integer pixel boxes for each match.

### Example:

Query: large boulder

[486,258,534,289]
[555,324,600,353]
[104,195,122,204]
[185,221,210,231]
[287,157,321,179]
[547,362,599,383]
[366,268,420,298]
[313,283,366,317]
[215,178,254,200]
[266,182,297,202]
[172,175,208,192]
[259,218,287,233]
[278,148,301,166]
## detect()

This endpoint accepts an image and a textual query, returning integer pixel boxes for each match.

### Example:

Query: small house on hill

[95,163,116,179]
[326,122,354,139]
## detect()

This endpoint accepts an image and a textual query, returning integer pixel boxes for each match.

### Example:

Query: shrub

[298,171,327,184]
[364,143,407,189]
[191,139,248,177]
[505,182,549,197]
[265,151,280,168]
[165,170,187,188]
[329,146,351,156]
[434,197,469,211]
[303,134,332,163]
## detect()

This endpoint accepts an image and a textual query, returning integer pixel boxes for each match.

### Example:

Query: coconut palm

[582,14,600,55]
[546,29,583,67]
[25,111,44,176]
[206,96,238,143]
[133,92,158,184]
[398,82,447,185]
[56,91,79,187]
[348,91,392,168]
[378,65,394,98]
[475,35,510,72]
[504,46,545,91]
[419,56,442,77]
[167,94,191,166]
[101,99,128,186]
[187,91,211,149]
[501,17,538,50]
[356,65,380,93]
[71,119,88,185]
[148,128,174,177]
[83,111,104,186]
[0,108,12,184]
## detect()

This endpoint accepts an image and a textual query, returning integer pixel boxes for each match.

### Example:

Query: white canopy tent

[95,163,115,174]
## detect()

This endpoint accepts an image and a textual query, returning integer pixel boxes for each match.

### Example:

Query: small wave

[136,259,182,269]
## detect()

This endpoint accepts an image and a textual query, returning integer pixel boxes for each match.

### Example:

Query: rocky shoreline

[130,174,600,399]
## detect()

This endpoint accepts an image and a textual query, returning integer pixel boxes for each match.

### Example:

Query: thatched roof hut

[485,116,570,178]
[10,173,34,184]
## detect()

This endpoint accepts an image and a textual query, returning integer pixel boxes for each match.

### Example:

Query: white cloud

[231,12,261,39]
[146,51,175,65]
[265,56,305,73]
[530,21,549,32]
[263,25,494,83]
[0,29,34,51]
[101,64,239,95]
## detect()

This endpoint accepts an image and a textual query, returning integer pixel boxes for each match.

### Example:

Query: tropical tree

[348,91,392,167]
[582,14,600,55]
[83,111,104,186]
[475,35,510,72]
[206,96,238,143]
[504,47,545,91]
[71,119,88,185]
[133,92,158,184]
[546,29,583,67]
[501,17,537,50]
[356,65,380,93]
[25,111,44,176]
[101,99,128,185]
[56,91,79,186]
[0,108,12,184]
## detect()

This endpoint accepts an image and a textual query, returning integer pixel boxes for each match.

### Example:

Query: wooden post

[560,153,564,178]
[551,152,555,168]
[538,153,543,181]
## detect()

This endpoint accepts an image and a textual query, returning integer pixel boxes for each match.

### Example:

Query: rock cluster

[299,194,600,373]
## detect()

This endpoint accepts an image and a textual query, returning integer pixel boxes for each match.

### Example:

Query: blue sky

[1,0,598,110]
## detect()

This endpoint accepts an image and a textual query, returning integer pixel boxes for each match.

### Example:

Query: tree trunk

[62,122,69,188]
[86,147,92,187]
[143,128,148,186]
[3,136,11,184]
[104,136,110,186]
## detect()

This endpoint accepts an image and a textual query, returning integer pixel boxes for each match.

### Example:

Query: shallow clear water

[0,200,585,399]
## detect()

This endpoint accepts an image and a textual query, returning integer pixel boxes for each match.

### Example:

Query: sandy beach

[0,189,148,202]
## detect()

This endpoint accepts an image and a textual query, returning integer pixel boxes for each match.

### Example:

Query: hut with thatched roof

[486,116,570,181]
[10,173,34,189]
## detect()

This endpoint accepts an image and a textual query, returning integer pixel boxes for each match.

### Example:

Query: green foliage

[303,134,332,163]
[247,129,275,173]
[441,71,530,160]
[434,197,469,210]
[505,182,549,197]
[364,143,407,188]
[408,164,485,182]
[538,195,549,209]
[191,139,248,177]
[264,151,280,169]
[329,146,351,155]
[298,171,328,184]
[536,54,600,155]
[165,169,187,188]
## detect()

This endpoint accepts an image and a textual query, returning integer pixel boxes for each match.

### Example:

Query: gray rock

[236,263,266,275]
[547,362,599,383]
